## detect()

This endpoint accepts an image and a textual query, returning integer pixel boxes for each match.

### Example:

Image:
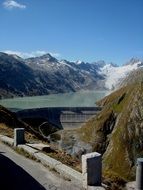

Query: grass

[45,150,81,172]
[0,123,14,138]
[103,170,127,190]
[70,82,143,182]
[103,85,140,180]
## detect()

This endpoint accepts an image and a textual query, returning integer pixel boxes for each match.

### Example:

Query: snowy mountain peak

[26,53,58,65]
[0,52,24,63]
[99,58,143,90]
[38,53,52,59]
[10,54,24,62]
[109,62,118,67]
[93,60,106,68]
[59,59,69,64]
[1,51,143,93]
[37,53,58,62]
[76,60,84,65]
[124,58,141,66]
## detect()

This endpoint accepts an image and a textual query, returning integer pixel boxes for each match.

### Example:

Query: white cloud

[4,50,61,58]
[3,0,26,10]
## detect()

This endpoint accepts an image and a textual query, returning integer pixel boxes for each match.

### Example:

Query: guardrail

[1,128,142,190]
[7,127,140,190]
[13,128,105,189]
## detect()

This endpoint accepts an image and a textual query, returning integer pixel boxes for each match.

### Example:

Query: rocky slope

[51,68,143,183]
[80,83,143,181]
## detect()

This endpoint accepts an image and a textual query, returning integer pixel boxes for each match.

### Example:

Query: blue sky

[0,0,143,65]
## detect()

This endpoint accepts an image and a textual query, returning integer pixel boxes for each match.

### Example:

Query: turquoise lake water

[0,90,110,109]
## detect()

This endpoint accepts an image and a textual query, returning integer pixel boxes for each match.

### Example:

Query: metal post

[82,152,102,189]
[14,128,25,146]
[136,158,143,190]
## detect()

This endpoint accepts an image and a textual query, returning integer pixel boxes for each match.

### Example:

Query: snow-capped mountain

[25,55,143,91]
[0,51,142,98]
[26,54,105,90]
[99,59,143,90]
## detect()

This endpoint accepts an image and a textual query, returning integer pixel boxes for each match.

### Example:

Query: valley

[0,51,143,189]
[1,1,142,189]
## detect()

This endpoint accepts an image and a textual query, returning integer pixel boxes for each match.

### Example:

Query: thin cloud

[4,50,61,58]
[3,0,26,10]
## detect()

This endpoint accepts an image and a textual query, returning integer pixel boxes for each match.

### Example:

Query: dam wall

[15,107,102,129]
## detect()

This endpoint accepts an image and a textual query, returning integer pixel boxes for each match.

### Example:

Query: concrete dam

[15,107,102,129]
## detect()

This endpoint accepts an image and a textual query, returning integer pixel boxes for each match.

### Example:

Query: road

[0,142,82,190]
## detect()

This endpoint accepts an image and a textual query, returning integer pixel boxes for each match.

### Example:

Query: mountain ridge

[0,51,143,98]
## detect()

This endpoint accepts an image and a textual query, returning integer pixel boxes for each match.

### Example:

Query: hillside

[0,105,81,172]
[0,52,51,98]
[0,105,47,142]
[80,71,143,181]
[51,68,143,184]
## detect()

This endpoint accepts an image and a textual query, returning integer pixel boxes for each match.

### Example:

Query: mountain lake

[0,90,110,110]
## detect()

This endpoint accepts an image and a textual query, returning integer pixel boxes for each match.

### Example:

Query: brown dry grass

[45,150,81,172]
[0,123,13,137]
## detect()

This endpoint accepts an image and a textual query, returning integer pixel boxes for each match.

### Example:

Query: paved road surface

[0,142,82,190]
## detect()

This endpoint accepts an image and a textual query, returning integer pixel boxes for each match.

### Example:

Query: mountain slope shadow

[0,153,46,190]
